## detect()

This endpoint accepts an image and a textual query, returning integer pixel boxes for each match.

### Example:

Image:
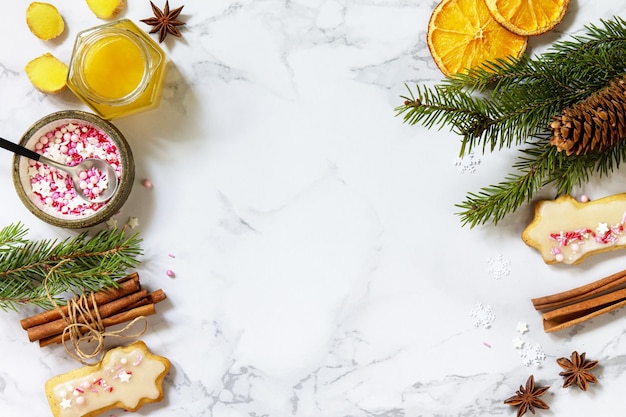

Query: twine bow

[44,261,147,365]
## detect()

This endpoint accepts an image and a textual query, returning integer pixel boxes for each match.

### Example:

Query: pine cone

[549,77,626,155]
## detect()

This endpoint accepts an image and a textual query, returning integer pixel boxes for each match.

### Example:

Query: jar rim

[68,24,152,106]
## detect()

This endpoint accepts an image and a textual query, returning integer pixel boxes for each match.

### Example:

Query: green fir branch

[0,222,29,253]
[397,85,496,152]
[455,139,559,227]
[456,137,626,227]
[397,16,626,227]
[0,225,142,311]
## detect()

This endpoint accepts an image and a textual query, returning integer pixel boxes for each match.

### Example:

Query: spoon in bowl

[0,137,118,203]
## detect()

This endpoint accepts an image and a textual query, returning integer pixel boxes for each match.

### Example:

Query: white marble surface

[1,0,626,416]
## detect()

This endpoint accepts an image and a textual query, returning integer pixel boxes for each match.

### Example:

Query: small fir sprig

[0,223,142,311]
[396,17,626,227]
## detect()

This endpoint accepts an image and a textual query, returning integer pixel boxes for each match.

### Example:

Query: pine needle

[0,225,142,311]
[396,16,626,227]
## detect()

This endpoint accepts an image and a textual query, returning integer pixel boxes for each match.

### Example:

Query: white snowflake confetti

[487,253,511,280]
[470,302,496,329]
[454,151,481,174]
[519,343,546,367]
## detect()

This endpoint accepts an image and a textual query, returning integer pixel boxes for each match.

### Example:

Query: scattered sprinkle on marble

[487,253,511,280]
[483,341,492,348]
[470,302,495,329]
[127,216,139,229]
[168,253,175,258]
[520,343,546,367]
[512,337,525,349]
[142,179,153,189]
[454,150,481,174]
[106,218,118,230]
[166,269,175,278]
[516,322,529,334]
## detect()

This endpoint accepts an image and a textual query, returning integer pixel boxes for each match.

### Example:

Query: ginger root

[85,0,127,19]
[25,53,68,94]
[26,2,65,41]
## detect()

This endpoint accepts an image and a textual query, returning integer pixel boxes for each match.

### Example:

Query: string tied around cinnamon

[44,261,148,365]
[60,291,148,364]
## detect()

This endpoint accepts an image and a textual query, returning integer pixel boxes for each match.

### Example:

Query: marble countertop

[1,0,626,416]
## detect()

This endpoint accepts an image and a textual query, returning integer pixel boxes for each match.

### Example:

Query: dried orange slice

[427,0,528,76]
[485,0,570,36]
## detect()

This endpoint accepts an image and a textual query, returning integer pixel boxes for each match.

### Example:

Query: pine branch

[456,139,559,227]
[0,222,29,253]
[398,16,626,226]
[0,225,142,311]
[457,137,626,227]
[397,85,497,155]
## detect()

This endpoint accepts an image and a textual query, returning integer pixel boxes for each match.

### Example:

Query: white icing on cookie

[522,194,626,264]
[45,341,169,417]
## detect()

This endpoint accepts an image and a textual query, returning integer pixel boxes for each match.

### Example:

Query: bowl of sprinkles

[12,110,134,228]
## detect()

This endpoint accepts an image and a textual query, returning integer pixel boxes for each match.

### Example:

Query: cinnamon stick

[20,273,141,330]
[541,287,626,332]
[126,289,167,309]
[39,303,158,347]
[531,268,626,311]
[20,270,167,347]
[26,289,149,342]
[532,267,626,332]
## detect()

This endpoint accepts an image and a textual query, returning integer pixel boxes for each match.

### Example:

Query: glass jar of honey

[67,19,167,120]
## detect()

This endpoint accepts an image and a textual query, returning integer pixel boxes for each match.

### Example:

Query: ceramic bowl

[12,110,134,228]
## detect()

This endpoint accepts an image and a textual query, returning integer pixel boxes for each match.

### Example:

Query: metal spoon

[0,137,118,203]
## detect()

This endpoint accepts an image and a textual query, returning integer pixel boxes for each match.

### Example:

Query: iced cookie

[45,341,170,417]
[522,194,626,265]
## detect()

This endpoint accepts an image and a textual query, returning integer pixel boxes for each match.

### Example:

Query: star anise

[140,1,185,43]
[556,351,598,391]
[503,375,550,417]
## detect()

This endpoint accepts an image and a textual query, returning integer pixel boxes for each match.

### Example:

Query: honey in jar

[67,19,167,120]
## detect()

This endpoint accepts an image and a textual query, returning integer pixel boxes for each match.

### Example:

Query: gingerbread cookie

[522,193,626,264]
[45,341,170,417]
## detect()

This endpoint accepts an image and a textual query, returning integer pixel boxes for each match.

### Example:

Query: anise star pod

[140,1,185,43]
[556,350,598,391]
[503,375,550,417]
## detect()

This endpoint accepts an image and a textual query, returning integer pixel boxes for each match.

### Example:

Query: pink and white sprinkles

[549,212,626,262]
[26,122,121,216]
[76,167,107,200]
[55,353,142,411]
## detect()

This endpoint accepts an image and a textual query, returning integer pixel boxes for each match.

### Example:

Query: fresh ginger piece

[26,2,65,40]
[25,53,68,94]
[85,0,127,19]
